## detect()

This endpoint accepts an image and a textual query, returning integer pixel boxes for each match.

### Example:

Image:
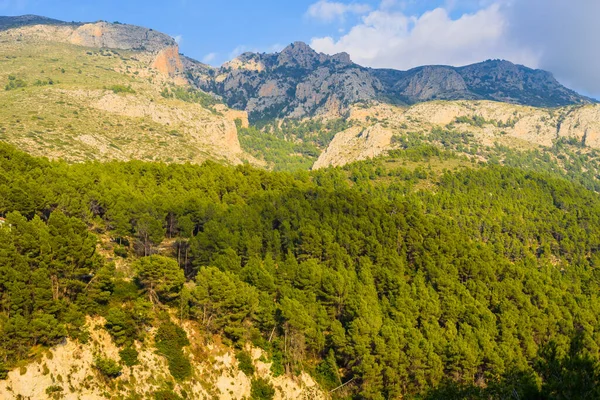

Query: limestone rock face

[192,43,594,121]
[2,16,179,78]
[68,21,175,51]
[393,66,471,102]
[152,45,184,76]
[558,106,600,148]
[313,124,395,169]
[189,42,383,120]
[1,17,176,52]
[0,317,326,400]
[314,102,600,169]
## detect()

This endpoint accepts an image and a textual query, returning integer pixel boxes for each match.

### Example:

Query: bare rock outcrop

[314,102,600,169]
[68,21,175,51]
[152,45,184,76]
[2,17,182,78]
[0,317,325,399]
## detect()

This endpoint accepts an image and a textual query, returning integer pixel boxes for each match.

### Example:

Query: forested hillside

[1,142,600,398]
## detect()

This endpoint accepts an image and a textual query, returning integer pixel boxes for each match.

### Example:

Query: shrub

[250,377,275,400]
[114,245,128,258]
[104,307,137,347]
[0,362,8,380]
[45,385,63,395]
[155,321,191,381]
[119,346,139,367]
[236,350,255,376]
[110,85,136,94]
[269,348,284,377]
[313,350,341,390]
[94,356,122,378]
[154,389,184,400]
[5,76,27,91]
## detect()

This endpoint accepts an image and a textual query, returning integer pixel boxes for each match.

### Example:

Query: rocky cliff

[0,17,250,165]
[189,42,384,121]
[314,102,600,168]
[193,43,594,121]
[1,16,182,78]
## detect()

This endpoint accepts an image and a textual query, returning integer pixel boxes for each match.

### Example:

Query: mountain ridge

[1,15,594,122]
[195,42,594,120]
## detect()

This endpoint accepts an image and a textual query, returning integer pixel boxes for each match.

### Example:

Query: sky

[1,0,598,99]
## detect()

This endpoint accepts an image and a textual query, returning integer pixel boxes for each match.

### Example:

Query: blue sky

[0,0,355,63]
[1,0,598,98]
[0,0,529,65]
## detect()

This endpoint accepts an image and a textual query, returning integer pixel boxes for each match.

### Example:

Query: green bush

[269,347,284,378]
[45,385,64,396]
[0,362,8,380]
[110,84,136,94]
[314,350,341,390]
[251,377,275,400]
[113,245,128,258]
[119,346,139,367]
[104,307,137,347]
[236,350,255,376]
[155,321,191,381]
[94,356,122,378]
[5,75,27,91]
[161,86,220,109]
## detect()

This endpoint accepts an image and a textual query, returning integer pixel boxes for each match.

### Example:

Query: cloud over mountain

[308,0,600,98]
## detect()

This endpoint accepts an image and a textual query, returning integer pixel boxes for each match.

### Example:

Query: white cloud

[309,0,600,98]
[504,0,600,98]
[202,52,217,64]
[311,3,536,70]
[306,0,372,23]
[229,45,253,59]
[173,35,183,45]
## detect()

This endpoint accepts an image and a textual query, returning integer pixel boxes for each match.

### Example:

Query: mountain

[0,14,77,30]
[187,42,381,121]
[0,14,598,173]
[373,59,592,107]
[191,42,594,121]
[0,15,252,165]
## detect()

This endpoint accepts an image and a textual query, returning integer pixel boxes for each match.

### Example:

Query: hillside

[0,316,323,399]
[2,144,600,398]
[2,10,600,400]
[0,17,250,165]
[314,101,600,169]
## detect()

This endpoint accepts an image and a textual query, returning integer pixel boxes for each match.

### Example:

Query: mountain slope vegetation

[2,143,600,398]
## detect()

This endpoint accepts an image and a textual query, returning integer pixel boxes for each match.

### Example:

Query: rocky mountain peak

[1,15,176,52]
[331,51,352,65]
[277,41,322,69]
[276,42,354,69]
[2,15,182,78]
